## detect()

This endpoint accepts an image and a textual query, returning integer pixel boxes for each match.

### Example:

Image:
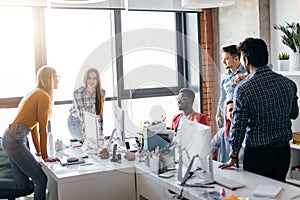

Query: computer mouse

[67,157,79,163]
[70,138,79,142]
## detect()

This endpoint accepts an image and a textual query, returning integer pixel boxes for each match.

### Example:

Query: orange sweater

[12,89,51,159]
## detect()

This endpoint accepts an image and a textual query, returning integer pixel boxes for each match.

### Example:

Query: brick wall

[199,9,219,136]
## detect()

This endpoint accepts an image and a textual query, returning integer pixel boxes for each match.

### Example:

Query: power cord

[177,188,184,199]
[168,188,187,200]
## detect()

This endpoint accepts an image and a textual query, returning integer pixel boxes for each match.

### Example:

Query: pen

[80,163,93,166]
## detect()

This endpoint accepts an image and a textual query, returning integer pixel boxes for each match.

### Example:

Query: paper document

[214,176,246,190]
[253,185,282,198]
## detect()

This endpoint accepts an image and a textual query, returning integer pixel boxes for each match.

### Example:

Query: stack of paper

[253,185,282,198]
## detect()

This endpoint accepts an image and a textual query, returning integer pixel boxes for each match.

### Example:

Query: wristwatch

[230,152,240,168]
[229,152,238,159]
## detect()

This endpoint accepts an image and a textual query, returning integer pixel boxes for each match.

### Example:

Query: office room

[1,0,300,199]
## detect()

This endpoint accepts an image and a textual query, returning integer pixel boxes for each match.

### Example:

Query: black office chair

[0,179,34,200]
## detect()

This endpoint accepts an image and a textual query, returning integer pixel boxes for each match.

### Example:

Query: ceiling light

[51,0,106,4]
[181,0,234,9]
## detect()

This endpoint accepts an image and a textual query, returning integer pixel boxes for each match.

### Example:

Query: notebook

[214,176,246,190]
[253,185,282,198]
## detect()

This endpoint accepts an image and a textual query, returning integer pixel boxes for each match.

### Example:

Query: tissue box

[291,167,300,180]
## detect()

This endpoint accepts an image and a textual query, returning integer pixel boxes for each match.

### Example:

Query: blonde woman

[2,66,60,200]
[68,68,105,139]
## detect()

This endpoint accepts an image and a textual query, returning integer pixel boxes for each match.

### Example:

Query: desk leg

[42,167,58,200]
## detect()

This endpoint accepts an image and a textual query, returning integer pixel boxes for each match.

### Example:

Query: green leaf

[274,22,300,53]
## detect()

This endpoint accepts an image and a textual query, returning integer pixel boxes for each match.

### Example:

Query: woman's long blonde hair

[36,66,56,116]
[83,68,104,116]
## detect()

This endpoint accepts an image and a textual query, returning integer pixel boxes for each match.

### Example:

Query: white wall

[270,0,300,70]
[218,0,259,74]
[218,0,300,72]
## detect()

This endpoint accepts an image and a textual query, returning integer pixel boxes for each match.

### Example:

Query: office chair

[0,179,34,200]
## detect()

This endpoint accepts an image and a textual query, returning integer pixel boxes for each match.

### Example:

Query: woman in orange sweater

[2,66,60,200]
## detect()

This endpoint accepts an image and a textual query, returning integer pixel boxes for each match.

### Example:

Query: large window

[121,11,178,90]
[45,8,114,101]
[0,7,35,98]
[45,8,116,140]
[0,7,36,135]
[119,11,185,133]
[120,11,183,97]
[0,6,204,144]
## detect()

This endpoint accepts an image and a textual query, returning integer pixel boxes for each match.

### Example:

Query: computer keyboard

[63,147,89,158]
[214,176,246,190]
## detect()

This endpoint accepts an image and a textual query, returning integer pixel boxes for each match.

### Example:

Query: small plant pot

[277,60,289,71]
[290,53,300,71]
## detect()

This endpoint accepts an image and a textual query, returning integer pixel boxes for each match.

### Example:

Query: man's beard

[225,65,232,70]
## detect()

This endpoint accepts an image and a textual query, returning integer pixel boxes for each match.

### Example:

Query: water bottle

[48,120,54,151]
[49,132,53,151]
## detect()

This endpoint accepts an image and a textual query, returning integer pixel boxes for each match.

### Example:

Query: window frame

[114,11,187,107]
[0,7,202,112]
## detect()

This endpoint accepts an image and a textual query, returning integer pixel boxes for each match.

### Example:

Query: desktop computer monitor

[83,111,100,152]
[111,106,126,148]
[143,123,172,152]
[178,117,213,185]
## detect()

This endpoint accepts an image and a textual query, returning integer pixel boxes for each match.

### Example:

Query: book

[253,184,282,198]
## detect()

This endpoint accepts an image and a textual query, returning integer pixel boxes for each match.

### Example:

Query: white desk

[41,153,136,200]
[135,161,300,200]
[40,149,300,200]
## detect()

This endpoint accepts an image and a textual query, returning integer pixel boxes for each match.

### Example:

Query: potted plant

[277,52,290,71]
[274,22,300,71]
